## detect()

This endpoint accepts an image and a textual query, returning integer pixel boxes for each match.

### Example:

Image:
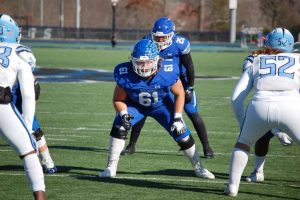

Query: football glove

[171,117,186,135]
[271,129,292,146]
[185,87,194,103]
[121,114,133,131]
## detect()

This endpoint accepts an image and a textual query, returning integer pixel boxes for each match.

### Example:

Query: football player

[0,14,46,200]
[99,39,215,179]
[122,17,214,159]
[225,28,300,196]
[240,41,293,183]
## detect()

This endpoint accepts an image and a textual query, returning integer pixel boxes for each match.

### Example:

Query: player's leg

[184,91,214,158]
[245,130,273,182]
[0,105,45,200]
[152,102,214,179]
[225,101,270,196]
[100,107,144,178]
[32,116,57,174]
[121,117,146,155]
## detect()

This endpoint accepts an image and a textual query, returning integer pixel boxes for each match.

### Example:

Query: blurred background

[1,0,300,47]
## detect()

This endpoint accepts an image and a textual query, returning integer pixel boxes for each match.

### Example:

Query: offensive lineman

[99,39,215,179]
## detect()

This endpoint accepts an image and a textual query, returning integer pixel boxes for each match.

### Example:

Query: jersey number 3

[0,46,12,68]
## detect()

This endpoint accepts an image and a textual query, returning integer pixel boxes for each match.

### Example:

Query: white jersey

[0,42,35,132]
[232,52,300,146]
[253,53,300,92]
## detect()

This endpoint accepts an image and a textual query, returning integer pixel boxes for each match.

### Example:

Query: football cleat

[245,170,264,182]
[203,146,214,159]
[43,165,58,174]
[99,159,118,178]
[99,167,116,178]
[194,163,215,179]
[121,144,136,155]
[224,183,238,196]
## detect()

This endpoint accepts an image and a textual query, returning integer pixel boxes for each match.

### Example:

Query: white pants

[0,104,36,155]
[238,99,300,146]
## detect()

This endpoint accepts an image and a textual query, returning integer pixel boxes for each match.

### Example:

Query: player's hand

[185,87,194,103]
[276,132,292,146]
[272,129,292,146]
[171,117,186,135]
[121,114,133,131]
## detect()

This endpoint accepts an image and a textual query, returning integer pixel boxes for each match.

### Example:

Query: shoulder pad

[242,55,255,72]
[16,45,36,71]
[114,62,134,87]
[172,34,190,54]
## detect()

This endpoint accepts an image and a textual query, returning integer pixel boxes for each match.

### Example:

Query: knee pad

[110,126,128,140]
[32,128,44,141]
[177,135,195,150]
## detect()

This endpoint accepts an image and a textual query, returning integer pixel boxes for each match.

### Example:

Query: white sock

[107,137,125,168]
[39,149,54,168]
[37,136,46,148]
[23,154,45,192]
[254,155,265,173]
[229,147,249,186]
[182,144,203,168]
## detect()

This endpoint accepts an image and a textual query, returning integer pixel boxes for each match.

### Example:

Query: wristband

[119,110,128,117]
[174,112,182,119]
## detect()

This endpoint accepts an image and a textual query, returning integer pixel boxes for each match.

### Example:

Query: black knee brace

[177,135,195,150]
[110,126,128,140]
[32,128,44,141]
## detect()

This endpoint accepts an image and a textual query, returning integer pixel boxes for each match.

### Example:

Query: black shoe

[203,146,214,159]
[121,145,136,155]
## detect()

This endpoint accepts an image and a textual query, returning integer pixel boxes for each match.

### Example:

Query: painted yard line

[0,172,254,185]
[49,134,92,138]
[0,172,297,188]
[1,145,298,158]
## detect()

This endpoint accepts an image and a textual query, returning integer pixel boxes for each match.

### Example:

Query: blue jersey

[114,59,180,109]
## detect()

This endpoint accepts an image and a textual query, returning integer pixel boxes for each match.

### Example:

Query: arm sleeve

[18,61,36,132]
[180,53,195,87]
[231,68,253,127]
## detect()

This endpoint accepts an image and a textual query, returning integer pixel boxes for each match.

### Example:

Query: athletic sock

[229,147,249,186]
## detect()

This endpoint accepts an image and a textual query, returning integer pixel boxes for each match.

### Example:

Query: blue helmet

[265,28,294,53]
[0,14,21,43]
[131,39,159,78]
[151,17,175,50]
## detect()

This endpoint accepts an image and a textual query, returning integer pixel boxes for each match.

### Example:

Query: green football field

[0,42,299,200]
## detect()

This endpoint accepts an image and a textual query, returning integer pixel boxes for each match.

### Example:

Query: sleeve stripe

[16,46,32,54]
[182,44,191,55]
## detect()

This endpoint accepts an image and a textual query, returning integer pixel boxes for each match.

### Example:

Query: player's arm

[112,84,133,130]
[18,60,36,132]
[180,52,195,88]
[231,68,253,127]
[171,79,185,114]
[112,84,127,113]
